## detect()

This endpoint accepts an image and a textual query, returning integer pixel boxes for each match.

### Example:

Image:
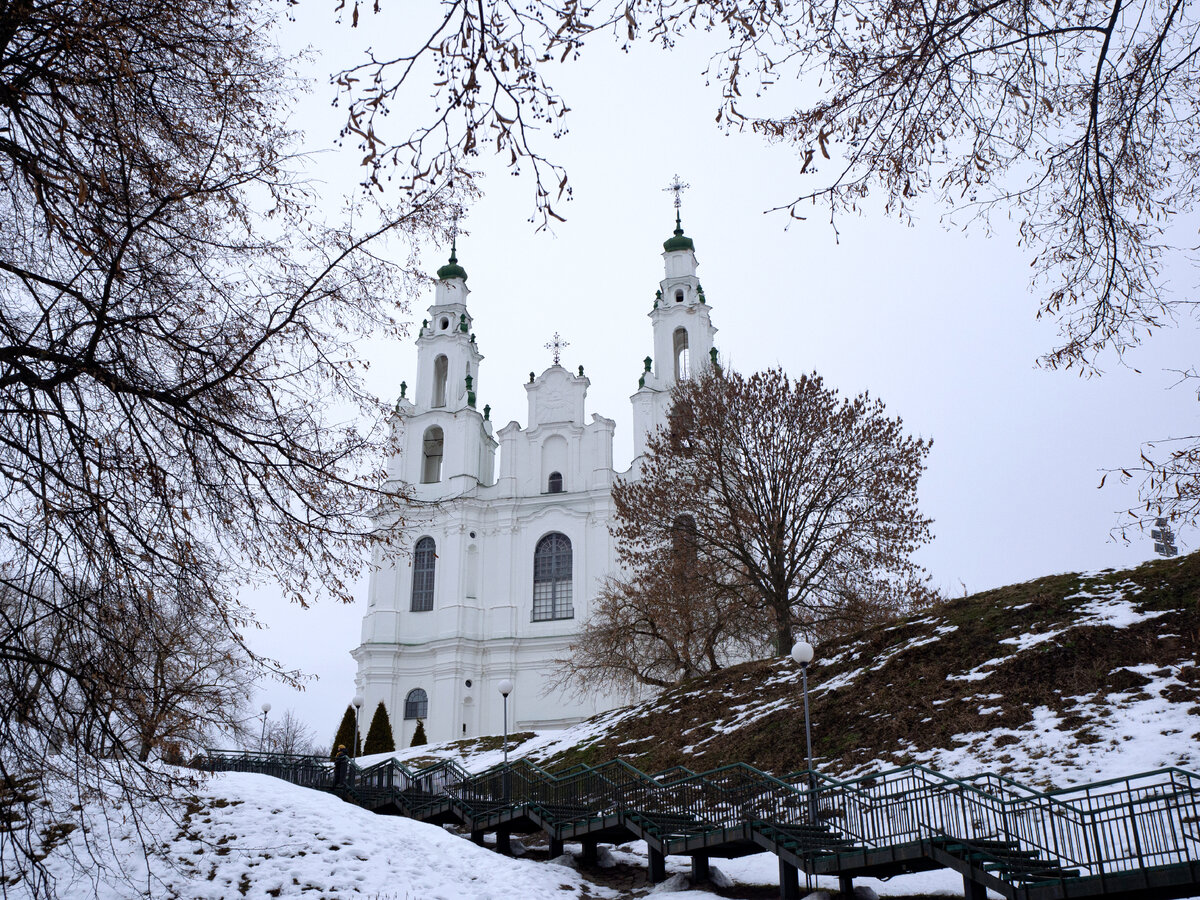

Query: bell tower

[630,178,719,460]
[413,244,483,412]
[390,244,496,493]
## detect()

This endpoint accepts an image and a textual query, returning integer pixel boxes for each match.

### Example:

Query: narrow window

[404,688,428,720]
[547,471,564,493]
[432,355,448,407]
[411,537,436,611]
[668,399,694,457]
[673,327,690,380]
[675,288,684,303]
[672,514,698,568]
[532,533,573,621]
[421,426,444,483]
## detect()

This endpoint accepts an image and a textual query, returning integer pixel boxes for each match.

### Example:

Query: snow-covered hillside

[9,771,613,900]
[494,552,1200,786]
[14,768,995,899]
[11,553,1197,899]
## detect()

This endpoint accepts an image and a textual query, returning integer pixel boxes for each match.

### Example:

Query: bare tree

[262,709,318,756]
[558,557,764,693]
[335,0,1200,526]
[587,367,933,679]
[0,0,457,891]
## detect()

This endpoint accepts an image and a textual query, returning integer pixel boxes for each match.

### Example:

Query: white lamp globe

[352,694,364,709]
[260,702,272,714]
[790,641,814,666]
[497,678,514,697]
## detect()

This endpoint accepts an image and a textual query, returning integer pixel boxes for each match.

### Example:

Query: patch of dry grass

[534,552,1200,777]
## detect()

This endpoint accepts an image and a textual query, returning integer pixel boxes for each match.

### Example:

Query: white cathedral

[352,214,719,747]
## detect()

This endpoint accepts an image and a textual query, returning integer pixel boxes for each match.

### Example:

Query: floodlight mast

[1151,518,1179,558]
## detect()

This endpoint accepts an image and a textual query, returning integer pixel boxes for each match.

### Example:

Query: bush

[330,705,361,758]
[410,719,428,747]
[363,702,396,755]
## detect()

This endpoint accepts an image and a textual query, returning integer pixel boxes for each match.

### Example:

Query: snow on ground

[17,564,1193,899]
[13,771,617,900]
[598,840,1003,898]
[354,704,641,774]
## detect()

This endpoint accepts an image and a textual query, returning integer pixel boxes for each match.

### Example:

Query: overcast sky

[244,2,1199,745]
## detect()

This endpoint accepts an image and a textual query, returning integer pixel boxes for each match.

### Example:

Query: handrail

[198,749,1199,888]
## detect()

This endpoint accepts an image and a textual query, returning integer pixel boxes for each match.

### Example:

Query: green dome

[662,214,695,253]
[436,243,468,281]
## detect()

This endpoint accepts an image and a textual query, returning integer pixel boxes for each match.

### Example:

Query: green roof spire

[436,239,468,281]
[663,211,695,253]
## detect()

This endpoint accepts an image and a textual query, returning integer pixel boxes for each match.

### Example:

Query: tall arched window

[673,327,690,380]
[432,355,448,407]
[668,398,694,457]
[421,426,444,483]
[404,688,428,720]
[532,533,572,621]
[547,471,564,493]
[411,537,436,611]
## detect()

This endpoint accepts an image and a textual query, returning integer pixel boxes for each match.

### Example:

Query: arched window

[421,426,444,483]
[532,533,573,621]
[404,688,428,720]
[673,327,690,380]
[432,355,448,407]
[668,399,694,457]
[674,288,684,303]
[411,537,436,611]
[547,471,564,493]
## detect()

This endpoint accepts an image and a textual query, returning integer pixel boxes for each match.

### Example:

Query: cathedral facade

[353,218,718,747]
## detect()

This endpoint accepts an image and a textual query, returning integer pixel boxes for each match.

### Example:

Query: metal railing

[198,749,1200,892]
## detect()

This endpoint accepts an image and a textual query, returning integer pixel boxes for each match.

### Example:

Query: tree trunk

[775,622,793,657]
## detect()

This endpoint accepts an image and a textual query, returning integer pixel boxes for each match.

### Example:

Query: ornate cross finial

[544,332,570,366]
[664,174,690,211]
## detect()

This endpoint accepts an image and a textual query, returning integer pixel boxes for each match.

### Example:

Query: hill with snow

[384,551,1200,788]
[10,552,1198,899]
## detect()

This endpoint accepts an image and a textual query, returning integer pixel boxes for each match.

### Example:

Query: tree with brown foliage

[564,367,933,689]
[558,531,764,692]
[335,0,1200,528]
[0,0,454,891]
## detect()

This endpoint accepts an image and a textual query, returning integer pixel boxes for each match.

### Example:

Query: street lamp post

[497,679,514,804]
[352,694,364,758]
[258,702,271,752]
[497,679,514,765]
[790,641,818,822]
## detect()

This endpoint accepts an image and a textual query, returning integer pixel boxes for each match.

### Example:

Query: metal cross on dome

[545,332,570,366]
[664,174,690,210]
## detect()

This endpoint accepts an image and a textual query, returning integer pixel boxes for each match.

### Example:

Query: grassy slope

[519,552,1200,784]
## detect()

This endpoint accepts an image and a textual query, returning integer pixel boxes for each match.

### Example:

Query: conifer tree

[363,702,396,755]
[410,719,428,747]
[330,705,361,758]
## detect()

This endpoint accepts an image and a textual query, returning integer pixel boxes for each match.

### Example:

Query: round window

[440,317,450,330]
